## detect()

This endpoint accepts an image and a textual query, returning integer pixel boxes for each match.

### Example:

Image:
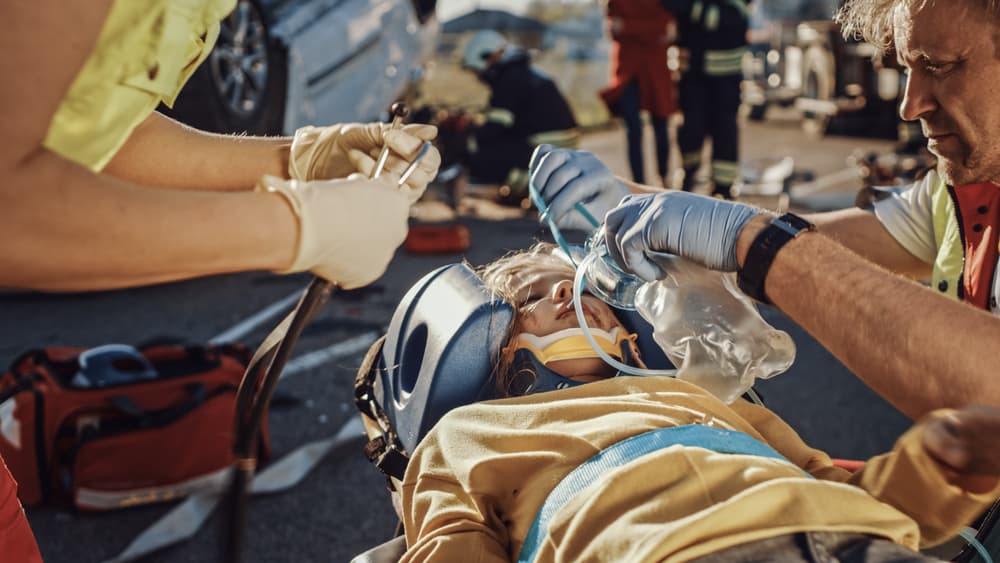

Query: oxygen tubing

[573,253,677,377]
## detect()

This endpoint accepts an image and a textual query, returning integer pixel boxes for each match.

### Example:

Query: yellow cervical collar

[515,327,634,365]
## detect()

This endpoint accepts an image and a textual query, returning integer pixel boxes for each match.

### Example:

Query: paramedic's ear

[256,174,410,289]
[288,122,438,186]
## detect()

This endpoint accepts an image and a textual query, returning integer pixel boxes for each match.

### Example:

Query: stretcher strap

[516,424,804,563]
[354,335,410,485]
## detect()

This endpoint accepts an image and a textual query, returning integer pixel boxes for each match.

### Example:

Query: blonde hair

[475,242,576,396]
[837,0,1000,56]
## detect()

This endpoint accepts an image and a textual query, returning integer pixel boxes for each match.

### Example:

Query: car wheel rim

[209,0,269,118]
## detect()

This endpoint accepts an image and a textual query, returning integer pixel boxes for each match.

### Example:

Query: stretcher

[350,263,1000,563]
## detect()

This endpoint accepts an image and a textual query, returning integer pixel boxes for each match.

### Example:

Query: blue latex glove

[529,144,631,231]
[604,191,762,280]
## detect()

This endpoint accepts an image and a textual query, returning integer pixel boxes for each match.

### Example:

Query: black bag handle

[107,383,208,429]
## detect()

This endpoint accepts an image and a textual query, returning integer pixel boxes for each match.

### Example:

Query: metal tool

[397,141,432,187]
[371,102,410,180]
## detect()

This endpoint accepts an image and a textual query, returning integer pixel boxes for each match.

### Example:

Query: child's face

[517,278,625,382]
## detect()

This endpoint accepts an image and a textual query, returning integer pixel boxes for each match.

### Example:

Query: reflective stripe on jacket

[43,0,236,171]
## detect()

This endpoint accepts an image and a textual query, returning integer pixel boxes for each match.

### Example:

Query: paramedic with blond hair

[0,1,441,558]
[530,0,1000,425]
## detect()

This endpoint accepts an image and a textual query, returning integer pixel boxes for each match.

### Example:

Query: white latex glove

[604,191,762,281]
[288,122,440,198]
[528,144,631,232]
[258,173,411,289]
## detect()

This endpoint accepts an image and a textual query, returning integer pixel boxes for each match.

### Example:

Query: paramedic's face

[518,279,624,381]
[895,1,1000,185]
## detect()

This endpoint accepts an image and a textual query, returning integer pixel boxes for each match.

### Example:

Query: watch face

[777,213,816,234]
[772,219,800,236]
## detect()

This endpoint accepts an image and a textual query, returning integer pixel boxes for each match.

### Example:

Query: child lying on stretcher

[399,243,1000,563]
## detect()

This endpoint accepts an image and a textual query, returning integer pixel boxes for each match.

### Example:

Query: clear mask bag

[529,178,795,404]
[576,234,796,404]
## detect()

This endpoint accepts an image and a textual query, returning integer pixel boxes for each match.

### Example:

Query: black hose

[225,277,336,563]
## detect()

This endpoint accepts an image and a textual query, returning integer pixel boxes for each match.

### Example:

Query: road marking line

[281,332,380,379]
[210,290,303,344]
[790,167,861,197]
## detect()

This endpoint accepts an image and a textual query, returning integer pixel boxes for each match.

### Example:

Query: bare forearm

[804,208,931,279]
[2,149,296,291]
[737,216,1000,419]
[103,112,291,191]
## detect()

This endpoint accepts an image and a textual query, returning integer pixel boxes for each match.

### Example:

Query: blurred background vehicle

[161,0,439,134]
[742,0,904,139]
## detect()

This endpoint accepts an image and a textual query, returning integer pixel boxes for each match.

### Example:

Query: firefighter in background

[600,0,678,187]
[664,0,751,199]
[459,31,579,195]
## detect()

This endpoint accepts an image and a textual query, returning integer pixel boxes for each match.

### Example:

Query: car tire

[162,0,286,135]
[800,45,835,137]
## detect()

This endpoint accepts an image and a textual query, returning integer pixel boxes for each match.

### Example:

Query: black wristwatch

[737,213,816,304]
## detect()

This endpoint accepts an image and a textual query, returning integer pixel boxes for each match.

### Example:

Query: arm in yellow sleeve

[849,410,1000,547]
[729,399,852,481]
[400,474,510,563]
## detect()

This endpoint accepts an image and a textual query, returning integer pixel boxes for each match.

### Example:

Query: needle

[397,142,432,187]
[371,102,409,180]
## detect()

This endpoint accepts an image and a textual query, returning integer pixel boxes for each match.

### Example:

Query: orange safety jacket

[0,454,43,563]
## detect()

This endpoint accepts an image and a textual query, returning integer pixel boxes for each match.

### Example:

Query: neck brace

[515,327,632,365]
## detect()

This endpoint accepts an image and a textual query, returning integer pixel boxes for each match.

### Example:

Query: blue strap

[516,424,804,563]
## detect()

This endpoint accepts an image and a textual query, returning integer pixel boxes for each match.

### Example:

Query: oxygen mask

[581,227,647,310]
[529,177,795,403]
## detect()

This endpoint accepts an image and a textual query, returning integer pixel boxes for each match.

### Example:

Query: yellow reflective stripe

[728,0,749,18]
[682,151,702,168]
[930,176,963,301]
[705,5,719,30]
[711,161,740,184]
[691,0,704,22]
[705,47,748,60]
[529,128,581,148]
[485,108,515,127]
[704,47,747,75]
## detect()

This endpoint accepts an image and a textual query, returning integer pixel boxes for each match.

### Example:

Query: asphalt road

[8,119,911,563]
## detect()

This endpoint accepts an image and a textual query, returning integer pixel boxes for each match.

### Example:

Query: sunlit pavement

[9,116,907,563]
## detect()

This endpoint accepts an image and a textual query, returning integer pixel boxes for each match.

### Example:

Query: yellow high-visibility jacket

[44,0,235,171]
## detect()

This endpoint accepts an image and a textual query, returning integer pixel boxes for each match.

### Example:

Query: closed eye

[923,58,959,76]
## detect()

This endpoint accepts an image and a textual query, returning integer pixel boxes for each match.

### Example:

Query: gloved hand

[347,135,442,205]
[288,122,440,199]
[604,191,762,281]
[529,144,631,232]
[258,173,411,289]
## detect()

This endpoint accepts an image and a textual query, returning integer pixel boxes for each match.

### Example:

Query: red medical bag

[0,342,268,510]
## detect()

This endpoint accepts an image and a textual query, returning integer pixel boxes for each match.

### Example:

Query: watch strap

[737,213,815,304]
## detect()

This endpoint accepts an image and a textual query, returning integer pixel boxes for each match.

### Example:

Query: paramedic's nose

[899,68,938,122]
